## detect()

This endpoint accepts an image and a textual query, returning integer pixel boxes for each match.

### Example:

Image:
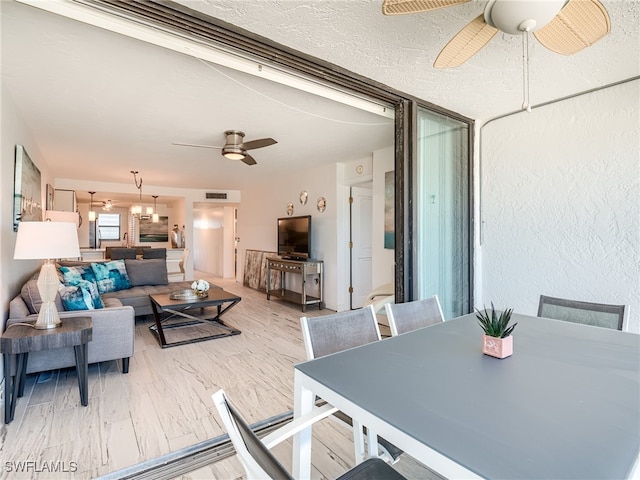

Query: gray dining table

[293,312,640,479]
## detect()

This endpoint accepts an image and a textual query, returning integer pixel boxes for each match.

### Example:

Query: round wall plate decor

[317,197,326,213]
[286,202,294,216]
[299,190,308,205]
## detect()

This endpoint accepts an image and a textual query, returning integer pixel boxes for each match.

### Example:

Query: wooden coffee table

[149,290,241,348]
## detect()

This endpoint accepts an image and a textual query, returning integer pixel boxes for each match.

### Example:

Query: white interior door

[351,186,373,308]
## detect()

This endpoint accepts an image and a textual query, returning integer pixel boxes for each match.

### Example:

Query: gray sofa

[8,295,135,374]
[6,258,200,375]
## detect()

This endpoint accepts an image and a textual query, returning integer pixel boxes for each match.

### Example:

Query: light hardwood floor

[1,274,439,480]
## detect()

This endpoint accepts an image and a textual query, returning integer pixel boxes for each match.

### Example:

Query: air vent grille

[206,192,228,199]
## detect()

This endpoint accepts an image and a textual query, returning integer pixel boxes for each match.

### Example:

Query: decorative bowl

[169,289,207,300]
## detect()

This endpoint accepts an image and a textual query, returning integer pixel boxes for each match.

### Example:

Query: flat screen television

[277,215,311,260]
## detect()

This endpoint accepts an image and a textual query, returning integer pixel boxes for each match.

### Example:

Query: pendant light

[88,191,96,221]
[152,195,159,223]
[131,171,143,216]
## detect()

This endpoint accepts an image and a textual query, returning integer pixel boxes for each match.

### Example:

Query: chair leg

[365,426,378,459]
[352,419,365,463]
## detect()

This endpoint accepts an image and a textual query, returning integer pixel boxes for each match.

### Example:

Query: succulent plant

[475,302,517,338]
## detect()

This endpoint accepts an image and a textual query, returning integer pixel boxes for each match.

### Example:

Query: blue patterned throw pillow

[79,279,103,309]
[59,264,97,286]
[60,284,95,311]
[90,260,132,294]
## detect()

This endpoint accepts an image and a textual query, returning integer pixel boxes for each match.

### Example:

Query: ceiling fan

[172,130,277,166]
[382,0,611,68]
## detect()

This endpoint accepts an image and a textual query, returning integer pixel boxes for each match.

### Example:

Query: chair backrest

[212,390,294,480]
[384,295,444,336]
[142,248,167,259]
[109,248,136,260]
[301,304,381,360]
[363,282,395,314]
[537,295,626,331]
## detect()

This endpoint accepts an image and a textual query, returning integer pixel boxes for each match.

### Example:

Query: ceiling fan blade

[241,154,257,166]
[434,15,498,68]
[382,0,470,15]
[242,138,277,150]
[533,0,610,56]
[171,142,223,149]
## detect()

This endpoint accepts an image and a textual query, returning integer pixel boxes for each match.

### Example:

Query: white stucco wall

[479,79,640,333]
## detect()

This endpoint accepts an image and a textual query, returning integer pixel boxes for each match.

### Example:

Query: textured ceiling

[181,0,639,120]
[2,0,638,204]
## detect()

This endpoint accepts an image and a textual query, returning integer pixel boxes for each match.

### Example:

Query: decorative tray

[169,289,208,300]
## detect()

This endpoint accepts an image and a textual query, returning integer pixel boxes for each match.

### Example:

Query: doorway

[349,186,373,309]
[413,108,471,319]
[192,204,237,278]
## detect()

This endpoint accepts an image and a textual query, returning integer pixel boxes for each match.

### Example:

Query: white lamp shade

[88,210,96,221]
[14,221,81,260]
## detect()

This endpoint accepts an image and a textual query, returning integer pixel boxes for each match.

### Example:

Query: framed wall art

[13,144,43,231]
[139,215,169,242]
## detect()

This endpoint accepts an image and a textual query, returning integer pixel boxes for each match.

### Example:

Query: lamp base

[35,261,63,330]
[34,301,62,329]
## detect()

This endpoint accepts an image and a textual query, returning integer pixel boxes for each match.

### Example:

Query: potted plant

[475,303,517,359]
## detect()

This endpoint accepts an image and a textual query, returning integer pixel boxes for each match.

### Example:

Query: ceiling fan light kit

[222,149,246,161]
[383,0,611,111]
[484,0,566,35]
[222,130,247,160]
[173,129,277,166]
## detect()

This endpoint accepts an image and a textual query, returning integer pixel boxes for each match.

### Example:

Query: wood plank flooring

[1,275,441,479]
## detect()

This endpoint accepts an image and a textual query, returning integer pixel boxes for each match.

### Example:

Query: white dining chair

[384,295,444,336]
[300,305,403,464]
[537,295,627,331]
[212,389,407,480]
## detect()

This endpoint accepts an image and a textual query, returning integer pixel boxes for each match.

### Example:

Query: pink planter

[482,334,513,359]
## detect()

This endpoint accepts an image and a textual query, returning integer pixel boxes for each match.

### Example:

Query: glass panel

[414,108,471,319]
[98,213,120,240]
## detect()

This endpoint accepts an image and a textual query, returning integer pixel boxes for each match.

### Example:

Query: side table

[1,316,92,424]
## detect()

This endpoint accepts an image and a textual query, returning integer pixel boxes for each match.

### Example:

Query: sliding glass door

[413,107,471,319]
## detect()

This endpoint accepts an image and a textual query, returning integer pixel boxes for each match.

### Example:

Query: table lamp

[13,221,80,329]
